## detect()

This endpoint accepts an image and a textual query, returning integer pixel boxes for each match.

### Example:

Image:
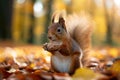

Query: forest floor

[0,41,120,80]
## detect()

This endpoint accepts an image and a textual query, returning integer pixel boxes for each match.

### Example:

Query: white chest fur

[51,52,72,73]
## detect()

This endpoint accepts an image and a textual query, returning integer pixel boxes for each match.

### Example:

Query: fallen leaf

[72,68,107,80]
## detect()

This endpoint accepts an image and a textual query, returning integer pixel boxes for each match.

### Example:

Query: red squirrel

[43,11,94,74]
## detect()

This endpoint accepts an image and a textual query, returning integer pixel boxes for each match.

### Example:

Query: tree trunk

[103,0,115,45]
[28,0,35,43]
[0,0,13,39]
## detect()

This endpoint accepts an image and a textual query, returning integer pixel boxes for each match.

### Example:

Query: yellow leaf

[110,60,120,74]
[72,68,104,80]
[30,63,35,68]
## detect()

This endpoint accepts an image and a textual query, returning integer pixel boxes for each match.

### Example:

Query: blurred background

[0,0,120,47]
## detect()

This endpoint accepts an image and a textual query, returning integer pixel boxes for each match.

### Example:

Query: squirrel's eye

[57,28,61,32]
[57,28,62,33]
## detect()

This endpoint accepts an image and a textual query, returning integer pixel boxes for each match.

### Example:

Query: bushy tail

[66,13,94,53]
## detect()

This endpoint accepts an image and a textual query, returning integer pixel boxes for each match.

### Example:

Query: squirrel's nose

[48,35,52,40]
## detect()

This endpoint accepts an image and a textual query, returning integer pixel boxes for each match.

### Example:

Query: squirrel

[43,11,94,74]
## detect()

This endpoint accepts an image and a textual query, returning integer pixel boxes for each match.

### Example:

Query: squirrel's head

[48,15,68,41]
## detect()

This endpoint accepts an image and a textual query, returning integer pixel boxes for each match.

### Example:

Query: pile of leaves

[0,46,120,80]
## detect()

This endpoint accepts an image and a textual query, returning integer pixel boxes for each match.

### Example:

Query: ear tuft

[51,13,56,23]
[51,11,60,23]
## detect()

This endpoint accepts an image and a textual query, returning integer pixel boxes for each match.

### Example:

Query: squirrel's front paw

[43,43,48,50]
[43,42,62,51]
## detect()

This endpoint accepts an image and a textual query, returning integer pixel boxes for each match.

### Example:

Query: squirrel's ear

[52,10,66,23]
[51,14,55,23]
[59,17,65,24]
[59,17,66,30]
